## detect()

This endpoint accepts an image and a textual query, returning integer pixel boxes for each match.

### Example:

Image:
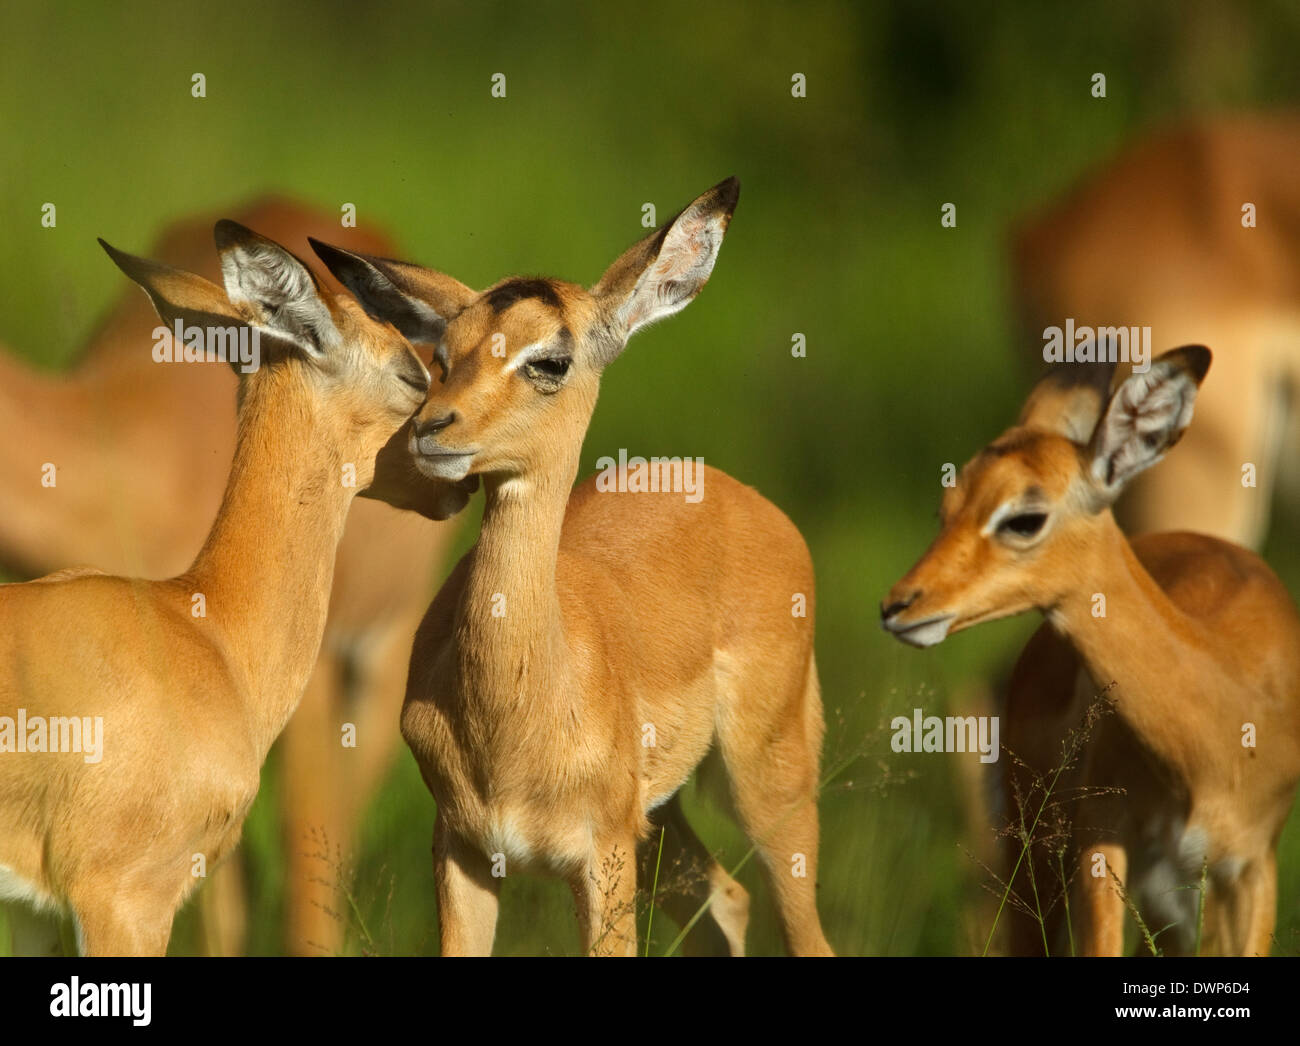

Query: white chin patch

[413,454,473,481]
[895,616,954,648]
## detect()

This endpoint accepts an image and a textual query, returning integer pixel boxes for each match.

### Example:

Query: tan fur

[884,349,1300,955]
[0,201,460,956]
[0,227,442,955]
[1012,112,1300,549]
[319,179,834,956]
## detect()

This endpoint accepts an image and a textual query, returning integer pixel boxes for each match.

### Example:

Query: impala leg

[434,819,500,957]
[1074,841,1127,956]
[71,888,175,957]
[281,654,348,956]
[1245,860,1277,957]
[341,612,425,828]
[640,795,749,956]
[196,858,248,956]
[572,837,639,957]
[1231,855,1276,956]
[719,668,833,957]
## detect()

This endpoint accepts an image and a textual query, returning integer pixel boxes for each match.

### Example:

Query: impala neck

[185,366,354,751]
[1050,514,1224,775]
[457,452,579,726]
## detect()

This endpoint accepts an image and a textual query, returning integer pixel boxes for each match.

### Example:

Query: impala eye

[523,356,571,391]
[999,512,1048,538]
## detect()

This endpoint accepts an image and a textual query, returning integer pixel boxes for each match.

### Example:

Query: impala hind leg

[640,795,749,956]
[571,837,640,957]
[434,819,500,956]
[281,653,348,956]
[341,612,425,828]
[1242,856,1277,957]
[719,660,833,956]
[1210,854,1277,956]
[1074,840,1127,956]
[196,859,248,956]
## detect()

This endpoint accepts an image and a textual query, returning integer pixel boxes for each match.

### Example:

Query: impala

[882,347,1300,955]
[1012,112,1300,550]
[0,200,461,955]
[312,178,834,956]
[0,224,467,955]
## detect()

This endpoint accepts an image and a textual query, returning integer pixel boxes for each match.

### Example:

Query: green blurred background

[1,0,1298,955]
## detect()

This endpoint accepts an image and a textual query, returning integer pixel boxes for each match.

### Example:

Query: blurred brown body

[1013,112,1300,548]
[0,202,458,955]
[884,349,1300,955]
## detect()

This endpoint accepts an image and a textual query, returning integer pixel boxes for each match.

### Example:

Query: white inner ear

[221,244,340,354]
[618,207,726,337]
[1091,362,1196,488]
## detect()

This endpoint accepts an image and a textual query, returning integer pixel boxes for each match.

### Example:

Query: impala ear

[310,239,475,344]
[1018,358,1117,443]
[100,239,244,333]
[215,220,340,358]
[1087,345,1212,504]
[590,177,739,365]
[99,238,269,374]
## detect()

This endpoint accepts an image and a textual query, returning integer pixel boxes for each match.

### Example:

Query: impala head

[881,345,1212,647]
[308,178,739,491]
[99,222,474,516]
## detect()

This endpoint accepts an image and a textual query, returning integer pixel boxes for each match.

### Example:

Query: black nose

[881,592,919,622]
[414,412,456,440]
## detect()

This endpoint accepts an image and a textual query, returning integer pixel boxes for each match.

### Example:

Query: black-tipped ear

[589,177,740,364]
[99,238,248,336]
[1172,343,1212,383]
[309,238,475,343]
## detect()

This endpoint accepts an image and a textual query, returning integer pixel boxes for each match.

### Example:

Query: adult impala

[312,178,834,956]
[1012,112,1300,550]
[0,200,460,955]
[0,224,467,955]
[882,348,1300,955]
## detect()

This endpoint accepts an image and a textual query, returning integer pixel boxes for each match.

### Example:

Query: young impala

[882,347,1300,955]
[0,224,467,955]
[0,200,461,956]
[312,178,834,956]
